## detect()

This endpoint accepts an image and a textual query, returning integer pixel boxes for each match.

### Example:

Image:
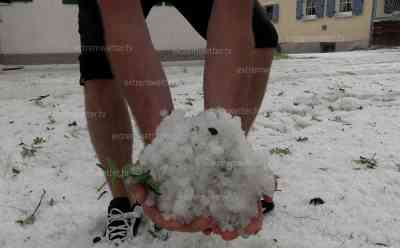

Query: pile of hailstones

[127,109,275,232]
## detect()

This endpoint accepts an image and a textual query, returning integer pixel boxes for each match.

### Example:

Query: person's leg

[242,48,273,132]
[98,0,174,145]
[84,80,133,198]
[97,1,217,233]
[204,0,255,132]
[244,3,276,132]
[173,0,277,134]
[78,0,155,199]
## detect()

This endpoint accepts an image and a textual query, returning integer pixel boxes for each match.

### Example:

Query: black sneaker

[93,198,143,246]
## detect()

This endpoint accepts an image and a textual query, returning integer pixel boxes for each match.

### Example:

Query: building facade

[260,0,400,53]
[260,0,374,53]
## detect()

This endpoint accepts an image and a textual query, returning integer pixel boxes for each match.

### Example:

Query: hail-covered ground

[1,48,400,248]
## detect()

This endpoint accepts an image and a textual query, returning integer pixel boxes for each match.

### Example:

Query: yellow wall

[260,0,373,44]
[377,0,385,16]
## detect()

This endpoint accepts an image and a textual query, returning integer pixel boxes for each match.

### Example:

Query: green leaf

[146,178,161,195]
[352,154,378,170]
[123,164,161,195]
[16,215,35,226]
[270,147,291,156]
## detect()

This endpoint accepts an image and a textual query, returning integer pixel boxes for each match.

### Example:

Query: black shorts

[78,0,278,83]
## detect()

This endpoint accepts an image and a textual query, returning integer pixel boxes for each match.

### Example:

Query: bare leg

[98,0,173,144]
[84,80,132,198]
[204,0,272,134]
[242,48,273,132]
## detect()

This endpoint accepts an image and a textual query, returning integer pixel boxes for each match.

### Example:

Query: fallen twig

[2,66,24,71]
[353,154,378,170]
[29,94,50,102]
[16,189,46,226]
[96,163,105,170]
[97,191,108,200]
[270,147,291,156]
[96,181,107,192]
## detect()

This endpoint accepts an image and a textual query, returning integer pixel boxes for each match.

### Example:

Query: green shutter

[272,4,280,22]
[326,0,336,17]
[296,0,304,20]
[352,0,364,16]
[316,0,325,18]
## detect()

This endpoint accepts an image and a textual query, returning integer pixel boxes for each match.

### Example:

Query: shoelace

[106,208,142,242]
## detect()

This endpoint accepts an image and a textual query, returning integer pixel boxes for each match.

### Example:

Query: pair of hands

[129,183,265,241]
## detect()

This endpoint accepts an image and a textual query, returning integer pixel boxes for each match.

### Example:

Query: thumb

[127,183,147,204]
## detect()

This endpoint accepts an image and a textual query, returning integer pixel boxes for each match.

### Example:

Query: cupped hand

[204,201,265,241]
[128,183,267,237]
[127,183,216,233]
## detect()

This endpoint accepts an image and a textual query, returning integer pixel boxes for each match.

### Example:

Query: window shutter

[272,4,280,22]
[353,0,364,15]
[296,0,304,20]
[326,0,336,17]
[316,0,325,18]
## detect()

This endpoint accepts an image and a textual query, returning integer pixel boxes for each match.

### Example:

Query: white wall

[147,6,206,50]
[0,0,206,55]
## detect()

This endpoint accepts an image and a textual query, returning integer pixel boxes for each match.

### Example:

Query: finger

[143,207,215,233]
[243,217,263,235]
[212,224,222,235]
[220,230,240,241]
[190,216,215,232]
[143,205,168,227]
[127,183,147,204]
[203,228,212,236]
[144,207,186,231]
[172,216,214,233]
[263,195,274,203]
[163,218,186,231]
[243,203,264,235]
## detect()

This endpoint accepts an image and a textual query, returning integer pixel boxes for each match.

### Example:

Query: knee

[84,80,117,97]
[84,80,123,108]
[252,48,273,66]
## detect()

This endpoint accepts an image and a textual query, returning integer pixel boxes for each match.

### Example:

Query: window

[338,0,352,13]
[297,0,324,20]
[305,0,317,16]
[320,42,336,53]
[385,0,400,14]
